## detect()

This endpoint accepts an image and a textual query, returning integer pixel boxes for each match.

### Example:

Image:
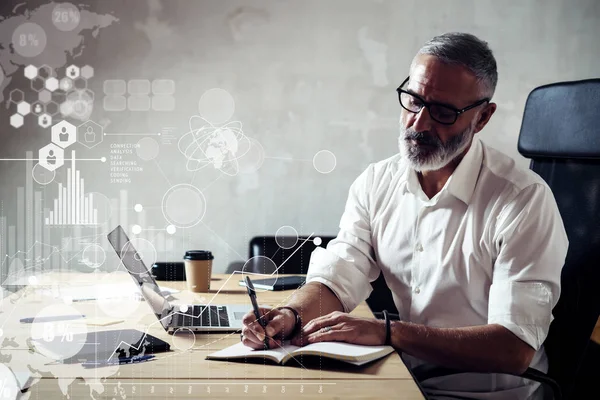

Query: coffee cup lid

[184,250,214,261]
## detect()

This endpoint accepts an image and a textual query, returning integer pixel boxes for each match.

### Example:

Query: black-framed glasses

[396,76,490,125]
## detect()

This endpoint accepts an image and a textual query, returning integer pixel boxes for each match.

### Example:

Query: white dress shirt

[306,135,569,399]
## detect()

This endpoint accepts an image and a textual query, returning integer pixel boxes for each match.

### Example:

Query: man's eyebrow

[404,88,459,110]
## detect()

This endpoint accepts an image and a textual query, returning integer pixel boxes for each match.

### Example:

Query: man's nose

[410,107,434,133]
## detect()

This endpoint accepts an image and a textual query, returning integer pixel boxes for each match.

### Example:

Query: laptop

[107,225,247,333]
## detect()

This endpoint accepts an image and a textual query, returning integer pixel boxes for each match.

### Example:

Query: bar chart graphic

[45,151,98,225]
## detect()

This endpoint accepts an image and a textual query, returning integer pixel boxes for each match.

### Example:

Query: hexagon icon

[17,101,31,116]
[73,77,87,90]
[31,76,45,92]
[51,120,77,148]
[45,101,59,117]
[9,89,24,104]
[38,65,54,79]
[45,77,59,92]
[39,90,52,103]
[66,65,80,79]
[39,143,64,172]
[24,65,38,80]
[77,120,103,149]
[59,77,73,91]
[81,65,94,79]
[10,114,24,128]
[31,101,44,116]
[38,114,52,128]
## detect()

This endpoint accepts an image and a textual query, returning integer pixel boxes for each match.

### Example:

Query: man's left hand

[290,311,386,346]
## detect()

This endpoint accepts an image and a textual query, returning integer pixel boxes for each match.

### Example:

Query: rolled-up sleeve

[306,165,381,312]
[489,183,569,350]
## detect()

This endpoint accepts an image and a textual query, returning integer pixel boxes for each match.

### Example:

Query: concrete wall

[0,0,598,274]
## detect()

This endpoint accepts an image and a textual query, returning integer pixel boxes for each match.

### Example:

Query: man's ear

[474,102,497,133]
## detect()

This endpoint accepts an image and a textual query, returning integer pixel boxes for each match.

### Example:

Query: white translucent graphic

[88,192,113,224]
[45,77,59,92]
[65,89,93,121]
[97,272,141,318]
[275,226,299,249]
[136,137,160,160]
[0,363,20,400]
[237,137,266,173]
[81,244,106,269]
[77,119,104,149]
[51,120,77,149]
[313,237,323,246]
[38,143,64,172]
[134,204,143,212]
[10,114,23,128]
[121,238,157,275]
[166,225,176,235]
[52,3,81,31]
[178,116,254,176]
[17,101,31,116]
[162,184,207,228]
[313,150,337,174]
[172,328,196,351]
[179,304,188,313]
[12,22,47,57]
[24,65,37,79]
[241,257,278,293]
[132,224,142,235]
[30,304,88,361]
[198,88,235,125]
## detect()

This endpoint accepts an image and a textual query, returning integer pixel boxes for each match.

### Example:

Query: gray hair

[414,32,498,98]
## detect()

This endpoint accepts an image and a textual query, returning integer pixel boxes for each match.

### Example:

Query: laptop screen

[107,225,171,330]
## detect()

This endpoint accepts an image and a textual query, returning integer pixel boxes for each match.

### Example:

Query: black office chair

[244,235,398,315]
[412,79,600,400]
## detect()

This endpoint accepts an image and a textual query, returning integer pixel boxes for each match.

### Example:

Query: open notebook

[206,342,395,366]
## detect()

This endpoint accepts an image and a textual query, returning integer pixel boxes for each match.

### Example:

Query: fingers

[302,311,346,336]
[241,307,285,349]
[305,324,347,344]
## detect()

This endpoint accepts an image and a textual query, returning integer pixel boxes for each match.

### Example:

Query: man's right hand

[241,307,297,349]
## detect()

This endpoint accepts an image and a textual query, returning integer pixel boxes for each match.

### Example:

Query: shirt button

[415,243,423,252]
[414,287,421,294]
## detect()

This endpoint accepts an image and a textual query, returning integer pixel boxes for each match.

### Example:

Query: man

[242,32,568,399]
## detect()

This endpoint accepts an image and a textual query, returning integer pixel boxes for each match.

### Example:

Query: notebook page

[207,342,301,363]
[296,342,393,361]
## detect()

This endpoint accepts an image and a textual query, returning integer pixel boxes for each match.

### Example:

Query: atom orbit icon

[178,116,253,177]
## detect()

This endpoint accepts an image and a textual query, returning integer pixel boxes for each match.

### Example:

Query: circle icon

[166,225,176,235]
[241,257,278,293]
[0,364,20,399]
[97,272,141,318]
[275,226,299,249]
[132,225,142,235]
[136,137,160,161]
[172,328,196,351]
[313,237,323,246]
[81,244,106,269]
[134,204,143,212]
[32,161,58,185]
[198,88,235,125]
[52,3,81,32]
[162,184,207,228]
[30,304,88,361]
[119,238,157,275]
[313,150,337,174]
[12,22,47,58]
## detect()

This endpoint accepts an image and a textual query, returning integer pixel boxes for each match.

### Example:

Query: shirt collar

[400,135,483,205]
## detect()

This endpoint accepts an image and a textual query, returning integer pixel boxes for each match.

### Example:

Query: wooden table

[0,272,425,399]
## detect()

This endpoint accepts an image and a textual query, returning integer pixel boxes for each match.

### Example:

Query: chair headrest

[517,79,600,160]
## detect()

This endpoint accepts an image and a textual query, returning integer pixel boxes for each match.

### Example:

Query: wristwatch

[276,306,302,338]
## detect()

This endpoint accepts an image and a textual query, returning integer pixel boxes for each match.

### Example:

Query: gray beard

[398,122,475,172]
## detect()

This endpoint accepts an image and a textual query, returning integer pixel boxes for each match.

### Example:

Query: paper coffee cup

[183,250,214,292]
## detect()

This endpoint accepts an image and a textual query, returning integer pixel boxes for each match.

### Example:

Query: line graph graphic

[102,233,318,366]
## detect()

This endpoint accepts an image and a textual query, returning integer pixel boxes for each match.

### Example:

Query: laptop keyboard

[175,305,230,328]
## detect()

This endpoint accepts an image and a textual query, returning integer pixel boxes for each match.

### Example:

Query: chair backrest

[248,235,335,274]
[247,235,399,315]
[517,78,600,398]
